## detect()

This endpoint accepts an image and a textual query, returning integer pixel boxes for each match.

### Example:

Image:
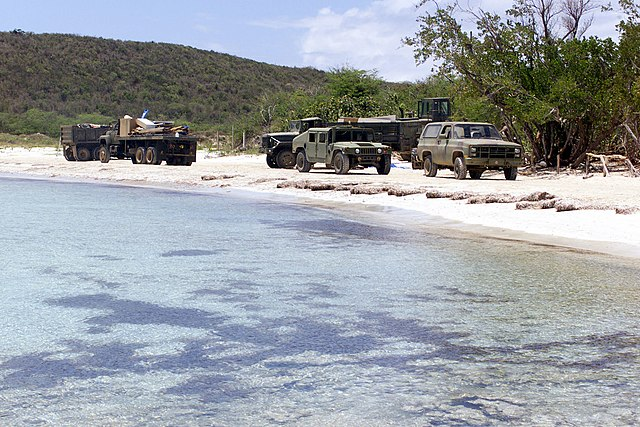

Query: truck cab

[260,117,324,169]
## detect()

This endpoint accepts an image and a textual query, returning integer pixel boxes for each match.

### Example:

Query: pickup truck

[414,121,523,180]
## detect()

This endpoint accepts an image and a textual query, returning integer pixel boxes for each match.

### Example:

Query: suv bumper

[465,157,523,168]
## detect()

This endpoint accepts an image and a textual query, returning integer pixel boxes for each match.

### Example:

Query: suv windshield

[453,124,502,140]
[334,129,373,142]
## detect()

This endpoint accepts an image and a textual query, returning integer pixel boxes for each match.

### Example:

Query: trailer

[97,117,197,166]
[60,124,111,161]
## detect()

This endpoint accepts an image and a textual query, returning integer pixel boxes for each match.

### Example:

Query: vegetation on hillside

[0,31,327,137]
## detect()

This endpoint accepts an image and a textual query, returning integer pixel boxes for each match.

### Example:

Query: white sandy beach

[2,146,640,258]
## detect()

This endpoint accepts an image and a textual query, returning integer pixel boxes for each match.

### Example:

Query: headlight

[515,147,521,157]
[377,148,382,154]
[355,148,360,154]
[470,147,477,153]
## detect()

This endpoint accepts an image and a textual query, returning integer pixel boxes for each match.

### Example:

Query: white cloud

[297,1,431,82]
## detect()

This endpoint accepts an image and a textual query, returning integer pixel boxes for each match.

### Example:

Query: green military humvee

[292,125,393,175]
[414,122,523,180]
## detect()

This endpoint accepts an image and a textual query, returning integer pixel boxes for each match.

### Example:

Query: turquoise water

[1,177,639,426]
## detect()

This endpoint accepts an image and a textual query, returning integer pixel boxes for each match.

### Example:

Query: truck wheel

[504,167,518,180]
[145,147,158,165]
[377,155,391,175]
[423,154,437,177]
[276,149,296,169]
[135,147,146,164]
[333,152,350,174]
[453,156,467,180]
[296,151,312,173]
[99,146,110,163]
[92,147,102,161]
[469,170,483,179]
[266,155,277,168]
[76,147,91,162]
[63,146,75,161]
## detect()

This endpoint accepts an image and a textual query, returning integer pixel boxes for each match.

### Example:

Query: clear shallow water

[0,177,639,426]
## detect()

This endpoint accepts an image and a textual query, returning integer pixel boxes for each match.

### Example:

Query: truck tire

[504,167,518,180]
[99,146,110,163]
[333,152,350,174]
[145,147,158,165]
[296,151,312,173]
[377,155,391,175]
[135,147,146,164]
[423,154,437,177]
[266,155,278,168]
[92,147,102,161]
[63,146,75,161]
[276,149,295,169]
[76,147,91,162]
[453,156,467,180]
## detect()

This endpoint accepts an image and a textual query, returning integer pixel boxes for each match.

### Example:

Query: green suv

[292,126,393,175]
[415,122,523,180]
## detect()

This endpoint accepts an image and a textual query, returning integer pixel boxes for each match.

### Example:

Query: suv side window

[319,133,326,143]
[309,132,316,143]
[440,125,451,138]
[422,124,441,138]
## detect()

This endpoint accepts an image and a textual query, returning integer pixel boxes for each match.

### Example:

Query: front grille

[357,147,378,155]
[473,146,518,159]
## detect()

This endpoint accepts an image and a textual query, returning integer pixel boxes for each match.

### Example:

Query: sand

[2,147,640,258]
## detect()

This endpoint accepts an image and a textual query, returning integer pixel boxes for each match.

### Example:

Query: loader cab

[418,98,451,122]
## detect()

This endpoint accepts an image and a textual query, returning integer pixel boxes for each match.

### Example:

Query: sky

[0,0,626,82]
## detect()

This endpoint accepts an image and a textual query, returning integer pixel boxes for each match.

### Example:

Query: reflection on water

[0,177,639,426]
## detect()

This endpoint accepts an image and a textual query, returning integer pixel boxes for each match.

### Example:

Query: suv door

[434,124,451,165]
[418,123,441,162]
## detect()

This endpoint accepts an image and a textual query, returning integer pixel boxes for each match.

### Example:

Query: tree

[615,0,640,162]
[404,0,616,167]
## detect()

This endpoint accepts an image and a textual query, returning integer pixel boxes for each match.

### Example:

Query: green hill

[0,31,327,135]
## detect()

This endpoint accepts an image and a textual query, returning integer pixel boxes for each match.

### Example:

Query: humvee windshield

[453,124,502,140]
[334,129,374,142]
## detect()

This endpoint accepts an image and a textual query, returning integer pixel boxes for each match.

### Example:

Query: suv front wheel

[453,156,467,180]
[423,154,437,177]
[504,167,518,180]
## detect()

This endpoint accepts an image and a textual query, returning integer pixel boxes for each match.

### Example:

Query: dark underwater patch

[161,249,220,257]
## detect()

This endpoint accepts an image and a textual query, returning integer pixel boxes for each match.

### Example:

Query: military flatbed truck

[60,124,111,161]
[97,117,197,166]
[292,125,392,175]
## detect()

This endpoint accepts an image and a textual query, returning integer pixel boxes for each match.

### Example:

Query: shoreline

[2,147,640,259]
